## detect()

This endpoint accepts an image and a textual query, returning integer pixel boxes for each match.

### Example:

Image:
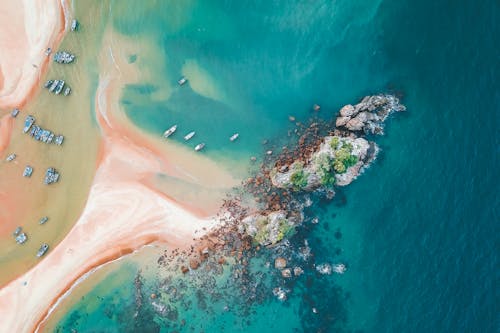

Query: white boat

[184,131,195,141]
[163,125,177,138]
[178,77,187,86]
[229,133,239,142]
[194,143,205,151]
[6,153,16,162]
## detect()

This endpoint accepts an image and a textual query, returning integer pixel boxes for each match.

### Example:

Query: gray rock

[339,104,356,117]
[335,116,350,127]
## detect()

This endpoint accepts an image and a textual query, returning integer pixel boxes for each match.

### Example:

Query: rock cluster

[335,94,405,134]
[240,211,301,246]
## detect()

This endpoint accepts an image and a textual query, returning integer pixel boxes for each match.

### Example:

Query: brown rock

[181,266,189,274]
[189,259,200,270]
[150,293,157,299]
[218,257,226,265]
[274,257,287,269]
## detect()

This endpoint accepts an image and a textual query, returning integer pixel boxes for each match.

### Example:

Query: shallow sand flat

[0,0,107,286]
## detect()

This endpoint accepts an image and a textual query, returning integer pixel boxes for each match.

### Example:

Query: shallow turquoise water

[54,0,498,332]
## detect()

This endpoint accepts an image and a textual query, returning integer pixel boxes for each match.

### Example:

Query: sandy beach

[0,15,240,332]
[0,0,67,110]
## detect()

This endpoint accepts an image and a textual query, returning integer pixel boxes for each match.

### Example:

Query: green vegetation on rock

[289,163,308,190]
[332,141,358,174]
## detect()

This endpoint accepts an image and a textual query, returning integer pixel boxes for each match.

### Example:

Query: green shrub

[321,172,336,186]
[333,159,346,173]
[344,155,358,168]
[290,170,308,190]
[330,137,340,149]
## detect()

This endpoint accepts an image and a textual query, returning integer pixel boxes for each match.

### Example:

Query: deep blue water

[53,0,499,332]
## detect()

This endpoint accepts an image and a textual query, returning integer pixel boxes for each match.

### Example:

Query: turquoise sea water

[53,0,498,332]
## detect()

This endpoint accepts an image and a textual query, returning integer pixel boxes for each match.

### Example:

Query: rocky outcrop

[335,94,405,134]
[270,135,376,190]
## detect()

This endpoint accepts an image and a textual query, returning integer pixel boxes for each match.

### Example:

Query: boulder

[346,117,364,131]
[275,257,287,269]
[339,104,356,117]
[335,116,350,127]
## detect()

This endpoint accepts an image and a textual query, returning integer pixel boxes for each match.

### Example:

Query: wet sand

[0,0,102,286]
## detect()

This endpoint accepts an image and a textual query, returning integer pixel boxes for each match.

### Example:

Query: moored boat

[16,233,27,244]
[54,80,65,94]
[23,166,33,177]
[229,133,239,142]
[36,243,49,257]
[23,115,35,133]
[13,226,22,237]
[194,143,205,151]
[71,19,79,31]
[163,125,177,138]
[184,131,195,141]
[178,77,187,85]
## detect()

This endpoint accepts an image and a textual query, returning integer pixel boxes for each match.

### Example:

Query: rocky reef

[236,94,405,246]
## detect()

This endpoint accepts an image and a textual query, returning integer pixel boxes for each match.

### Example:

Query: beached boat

[230,133,239,142]
[45,47,52,56]
[64,87,71,96]
[6,153,16,162]
[36,243,49,257]
[23,166,33,177]
[23,115,35,133]
[178,77,187,85]
[194,143,205,151]
[163,125,177,138]
[11,108,19,117]
[39,217,49,225]
[184,131,195,141]
[44,80,53,88]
